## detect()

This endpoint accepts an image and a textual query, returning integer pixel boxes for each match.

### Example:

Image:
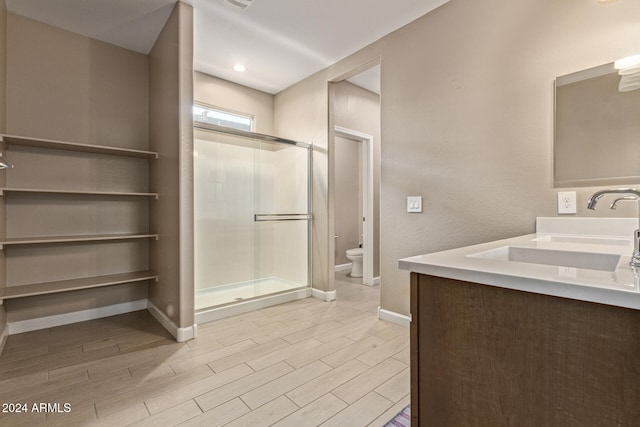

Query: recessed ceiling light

[233,64,247,72]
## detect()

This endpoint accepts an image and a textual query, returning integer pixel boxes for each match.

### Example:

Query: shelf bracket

[0,154,12,171]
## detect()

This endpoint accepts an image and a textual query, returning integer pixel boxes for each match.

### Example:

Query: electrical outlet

[557,191,577,214]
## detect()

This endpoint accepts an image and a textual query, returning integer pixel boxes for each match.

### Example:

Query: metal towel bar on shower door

[254,214,312,222]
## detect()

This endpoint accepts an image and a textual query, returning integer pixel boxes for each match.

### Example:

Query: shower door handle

[254,214,312,222]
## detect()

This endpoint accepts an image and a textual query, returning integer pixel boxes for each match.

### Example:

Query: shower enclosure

[193,124,311,322]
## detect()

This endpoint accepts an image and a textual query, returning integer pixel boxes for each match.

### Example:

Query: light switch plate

[407,196,422,213]
[558,191,577,214]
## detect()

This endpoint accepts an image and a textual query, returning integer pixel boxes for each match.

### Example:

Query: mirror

[554,62,640,187]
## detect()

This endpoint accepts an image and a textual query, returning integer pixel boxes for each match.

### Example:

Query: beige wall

[274,76,331,291]
[194,72,274,135]
[334,135,361,266]
[0,0,6,344]
[275,0,640,316]
[149,1,194,330]
[3,13,151,322]
[332,81,381,277]
[5,14,148,149]
[0,0,5,134]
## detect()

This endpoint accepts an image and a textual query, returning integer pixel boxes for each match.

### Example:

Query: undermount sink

[469,246,621,272]
[533,235,631,246]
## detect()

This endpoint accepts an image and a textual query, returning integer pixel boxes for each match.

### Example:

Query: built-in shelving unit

[0,134,158,303]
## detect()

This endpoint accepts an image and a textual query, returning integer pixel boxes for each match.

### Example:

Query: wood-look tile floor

[0,272,409,426]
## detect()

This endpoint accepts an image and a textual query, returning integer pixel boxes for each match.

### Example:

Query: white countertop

[398,217,640,310]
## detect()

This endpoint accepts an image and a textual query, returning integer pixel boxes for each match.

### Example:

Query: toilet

[346,248,364,278]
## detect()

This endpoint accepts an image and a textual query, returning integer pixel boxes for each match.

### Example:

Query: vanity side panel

[415,274,640,426]
[409,272,420,425]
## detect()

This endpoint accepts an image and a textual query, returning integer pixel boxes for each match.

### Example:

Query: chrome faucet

[587,188,640,267]
[610,196,639,210]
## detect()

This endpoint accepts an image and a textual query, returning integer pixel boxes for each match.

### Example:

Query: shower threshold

[195,277,310,324]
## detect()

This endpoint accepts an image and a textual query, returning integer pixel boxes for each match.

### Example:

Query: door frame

[334,126,374,286]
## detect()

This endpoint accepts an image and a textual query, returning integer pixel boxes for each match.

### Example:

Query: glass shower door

[193,125,310,311]
[252,138,311,296]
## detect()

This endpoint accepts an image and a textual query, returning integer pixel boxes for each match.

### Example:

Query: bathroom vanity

[400,218,640,426]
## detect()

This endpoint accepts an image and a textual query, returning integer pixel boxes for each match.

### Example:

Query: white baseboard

[334,263,352,272]
[378,307,411,328]
[7,299,148,335]
[362,277,381,287]
[311,287,337,302]
[0,322,8,355]
[147,301,197,342]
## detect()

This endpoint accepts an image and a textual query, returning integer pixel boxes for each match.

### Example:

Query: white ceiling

[5,0,177,55]
[5,0,449,94]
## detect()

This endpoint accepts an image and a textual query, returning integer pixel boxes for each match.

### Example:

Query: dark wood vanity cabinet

[410,273,640,426]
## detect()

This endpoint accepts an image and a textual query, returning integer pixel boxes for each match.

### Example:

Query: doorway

[334,127,375,286]
[329,65,381,288]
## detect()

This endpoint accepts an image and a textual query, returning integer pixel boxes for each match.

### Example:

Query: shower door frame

[193,122,313,321]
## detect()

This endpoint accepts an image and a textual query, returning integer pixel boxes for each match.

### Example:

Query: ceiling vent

[223,0,254,10]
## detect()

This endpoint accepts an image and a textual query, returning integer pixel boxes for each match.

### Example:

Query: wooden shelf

[0,233,158,249]
[0,134,158,159]
[0,187,158,198]
[0,271,158,300]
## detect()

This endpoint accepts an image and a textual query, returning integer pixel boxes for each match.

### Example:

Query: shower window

[193,103,253,131]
